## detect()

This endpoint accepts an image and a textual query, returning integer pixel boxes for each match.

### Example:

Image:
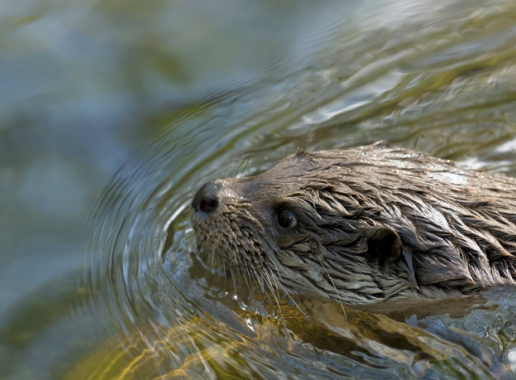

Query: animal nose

[192,181,220,215]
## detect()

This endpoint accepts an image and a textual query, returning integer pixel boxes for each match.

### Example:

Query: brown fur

[191,142,516,305]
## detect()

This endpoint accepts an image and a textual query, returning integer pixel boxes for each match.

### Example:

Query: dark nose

[192,181,220,214]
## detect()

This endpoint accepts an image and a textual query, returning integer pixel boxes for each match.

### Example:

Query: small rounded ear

[366,227,402,266]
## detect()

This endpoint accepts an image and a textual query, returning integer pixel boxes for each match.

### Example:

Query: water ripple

[73,1,516,378]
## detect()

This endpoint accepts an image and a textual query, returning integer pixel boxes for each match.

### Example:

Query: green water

[2,0,516,379]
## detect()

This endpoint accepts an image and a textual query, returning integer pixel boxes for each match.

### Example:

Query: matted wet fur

[191,142,516,306]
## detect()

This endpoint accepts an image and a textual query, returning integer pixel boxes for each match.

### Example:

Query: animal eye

[277,209,297,229]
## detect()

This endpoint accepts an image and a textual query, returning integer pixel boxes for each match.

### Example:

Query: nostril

[192,181,221,214]
[199,197,218,213]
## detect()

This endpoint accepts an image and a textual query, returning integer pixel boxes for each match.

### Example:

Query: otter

[191,142,516,306]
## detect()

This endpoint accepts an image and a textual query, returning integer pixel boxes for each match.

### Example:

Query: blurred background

[0,0,339,316]
[1,0,516,379]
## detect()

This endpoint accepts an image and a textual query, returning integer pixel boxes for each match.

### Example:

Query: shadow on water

[2,0,516,379]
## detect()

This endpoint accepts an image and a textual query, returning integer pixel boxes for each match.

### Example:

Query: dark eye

[277,209,297,229]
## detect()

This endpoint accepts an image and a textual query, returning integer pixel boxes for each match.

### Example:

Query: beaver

[191,142,516,306]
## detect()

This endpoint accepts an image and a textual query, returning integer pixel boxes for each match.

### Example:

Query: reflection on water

[2,0,516,379]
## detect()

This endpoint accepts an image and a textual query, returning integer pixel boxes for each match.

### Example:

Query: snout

[192,180,223,216]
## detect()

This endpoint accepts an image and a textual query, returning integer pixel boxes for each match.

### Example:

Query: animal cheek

[274,231,298,249]
[290,239,320,254]
[291,241,311,254]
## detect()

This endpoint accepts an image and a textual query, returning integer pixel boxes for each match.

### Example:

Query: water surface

[2,0,516,379]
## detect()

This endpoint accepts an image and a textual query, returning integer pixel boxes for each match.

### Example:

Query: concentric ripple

[73,1,516,378]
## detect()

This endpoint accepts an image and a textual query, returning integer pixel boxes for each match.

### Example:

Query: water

[2,0,516,378]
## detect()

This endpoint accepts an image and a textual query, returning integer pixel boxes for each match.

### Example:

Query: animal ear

[366,227,402,265]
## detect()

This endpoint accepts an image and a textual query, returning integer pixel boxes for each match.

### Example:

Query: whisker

[230,265,238,295]
[252,268,266,296]
[321,260,347,320]
[240,258,253,294]
[196,235,209,261]
[238,156,250,179]
[297,122,315,155]
[263,269,284,320]
[283,141,291,160]
[268,261,306,317]
[267,269,287,320]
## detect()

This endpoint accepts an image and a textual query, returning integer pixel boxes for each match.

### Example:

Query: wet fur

[192,142,516,305]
